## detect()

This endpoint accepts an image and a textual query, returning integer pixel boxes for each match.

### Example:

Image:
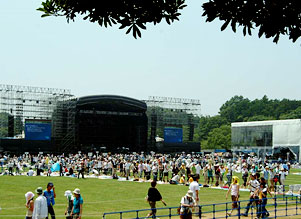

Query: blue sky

[1,0,301,115]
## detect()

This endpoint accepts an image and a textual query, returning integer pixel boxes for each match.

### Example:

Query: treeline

[195,95,301,150]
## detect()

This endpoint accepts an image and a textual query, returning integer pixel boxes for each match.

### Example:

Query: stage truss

[0,84,74,147]
[144,96,201,146]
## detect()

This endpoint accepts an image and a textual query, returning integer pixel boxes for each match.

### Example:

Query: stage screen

[25,120,51,141]
[164,127,183,143]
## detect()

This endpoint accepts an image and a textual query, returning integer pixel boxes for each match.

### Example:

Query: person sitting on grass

[226,176,240,216]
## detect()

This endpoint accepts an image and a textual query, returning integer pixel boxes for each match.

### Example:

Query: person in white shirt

[162,162,169,182]
[138,161,144,179]
[28,168,34,176]
[170,174,180,184]
[195,162,202,178]
[226,176,240,216]
[32,187,48,219]
[125,161,131,180]
[189,176,200,204]
[152,163,158,181]
[242,173,260,217]
[180,190,195,219]
[279,168,288,186]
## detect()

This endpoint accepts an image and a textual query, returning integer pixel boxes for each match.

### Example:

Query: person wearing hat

[32,187,48,219]
[71,188,83,219]
[263,166,269,182]
[25,191,35,219]
[241,164,249,189]
[179,190,195,219]
[43,182,56,219]
[279,167,288,186]
[64,190,74,219]
[242,173,260,217]
[268,166,275,192]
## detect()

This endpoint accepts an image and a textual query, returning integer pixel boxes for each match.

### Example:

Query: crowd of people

[0,152,298,219]
[0,152,292,186]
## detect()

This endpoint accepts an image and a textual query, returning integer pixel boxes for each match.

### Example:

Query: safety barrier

[103,195,301,219]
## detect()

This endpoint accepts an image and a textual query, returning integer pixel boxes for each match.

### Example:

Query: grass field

[0,169,301,218]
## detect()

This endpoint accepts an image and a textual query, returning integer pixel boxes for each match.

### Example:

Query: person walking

[43,182,56,219]
[146,181,167,218]
[226,176,240,216]
[242,164,249,189]
[64,190,73,219]
[242,173,260,217]
[25,191,35,219]
[189,176,200,205]
[179,190,195,219]
[207,165,214,185]
[32,187,48,219]
[257,178,272,218]
[71,188,83,219]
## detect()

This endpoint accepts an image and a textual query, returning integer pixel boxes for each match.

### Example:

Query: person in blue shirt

[71,188,83,219]
[43,182,56,219]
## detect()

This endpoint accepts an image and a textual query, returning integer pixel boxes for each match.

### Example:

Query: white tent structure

[231,119,301,162]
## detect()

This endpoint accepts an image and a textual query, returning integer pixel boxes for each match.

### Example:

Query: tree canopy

[37,0,186,39]
[202,0,301,43]
[38,0,301,43]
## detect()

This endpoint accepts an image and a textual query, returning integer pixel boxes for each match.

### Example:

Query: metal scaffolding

[143,96,201,146]
[0,84,74,145]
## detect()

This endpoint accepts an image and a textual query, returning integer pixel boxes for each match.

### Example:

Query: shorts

[231,195,238,209]
[164,172,168,176]
[72,213,80,219]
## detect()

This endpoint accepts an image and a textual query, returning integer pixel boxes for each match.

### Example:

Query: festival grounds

[0,170,301,218]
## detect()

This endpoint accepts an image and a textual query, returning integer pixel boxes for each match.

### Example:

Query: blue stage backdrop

[164,127,183,143]
[25,121,51,141]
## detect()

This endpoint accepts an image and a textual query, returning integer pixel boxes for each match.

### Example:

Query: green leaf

[41,14,51,18]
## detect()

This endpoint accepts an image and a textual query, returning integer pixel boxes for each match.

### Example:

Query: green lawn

[0,169,300,218]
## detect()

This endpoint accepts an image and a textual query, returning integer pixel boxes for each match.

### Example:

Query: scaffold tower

[143,96,201,147]
[0,84,74,148]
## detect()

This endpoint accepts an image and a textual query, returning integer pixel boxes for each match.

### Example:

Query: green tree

[279,106,301,119]
[202,0,301,43]
[206,125,231,150]
[37,0,186,39]
[194,115,228,142]
[219,96,251,123]
[38,0,301,43]
[245,115,275,122]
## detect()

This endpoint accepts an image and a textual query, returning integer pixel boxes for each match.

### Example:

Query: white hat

[64,190,72,197]
[186,190,193,197]
[73,188,80,195]
[25,192,34,203]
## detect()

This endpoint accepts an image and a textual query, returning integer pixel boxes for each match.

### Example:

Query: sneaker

[241,213,248,217]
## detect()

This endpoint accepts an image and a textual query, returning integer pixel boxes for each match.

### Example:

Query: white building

[231,119,301,162]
